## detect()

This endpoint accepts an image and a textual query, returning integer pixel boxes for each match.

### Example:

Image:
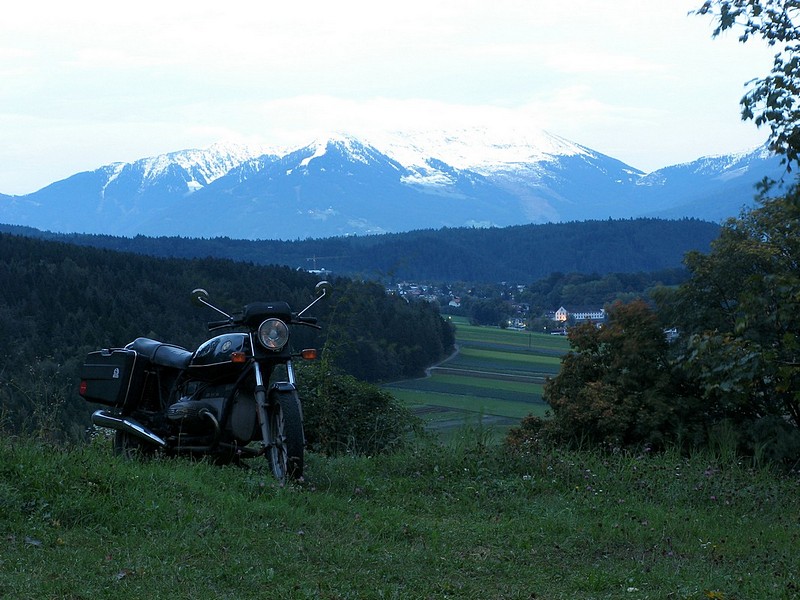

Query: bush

[746,416,800,467]
[542,300,679,450]
[296,361,421,456]
[504,415,552,453]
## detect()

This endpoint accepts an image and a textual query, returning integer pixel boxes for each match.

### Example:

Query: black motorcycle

[79,281,330,482]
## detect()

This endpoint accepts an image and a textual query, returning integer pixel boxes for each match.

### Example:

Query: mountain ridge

[0,127,783,239]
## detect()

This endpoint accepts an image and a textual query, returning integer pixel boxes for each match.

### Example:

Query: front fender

[270,381,296,393]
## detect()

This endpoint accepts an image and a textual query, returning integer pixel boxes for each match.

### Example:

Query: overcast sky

[0,0,776,195]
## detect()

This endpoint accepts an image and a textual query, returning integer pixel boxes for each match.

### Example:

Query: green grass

[391,388,548,419]
[410,372,543,397]
[3,435,798,599]
[386,320,569,436]
[448,346,562,373]
[451,322,569,354]
[392,373,542,401]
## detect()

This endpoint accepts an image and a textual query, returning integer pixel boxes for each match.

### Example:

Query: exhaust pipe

[91,409,167,448]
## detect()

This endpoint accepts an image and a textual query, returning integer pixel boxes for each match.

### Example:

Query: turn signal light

[230,351,247,363]
[301,348,318,360]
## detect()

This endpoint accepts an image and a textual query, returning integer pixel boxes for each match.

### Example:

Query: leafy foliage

[504,414,555,454]
[542,300,682,449]
[520,268,689,314]
[529,195,800,462]
[467,297,513,327]
[657,191,800,461]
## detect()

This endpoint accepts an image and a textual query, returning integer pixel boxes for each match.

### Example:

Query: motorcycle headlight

[257,318,289,351]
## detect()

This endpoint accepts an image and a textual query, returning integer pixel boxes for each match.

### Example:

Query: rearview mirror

[191,288,210,307]
[314,280,332,298]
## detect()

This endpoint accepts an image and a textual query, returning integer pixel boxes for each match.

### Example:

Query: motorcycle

[79,281,330,482]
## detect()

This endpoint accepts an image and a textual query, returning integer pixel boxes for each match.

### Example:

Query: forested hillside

[0,217,720,282]
[0,233,454,440]
[0,217,721,441]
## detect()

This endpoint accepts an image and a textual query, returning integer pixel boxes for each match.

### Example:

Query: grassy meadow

[2,433,798,599]
[386,317,569,436]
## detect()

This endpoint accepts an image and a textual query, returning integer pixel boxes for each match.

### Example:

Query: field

[385,316,570,436]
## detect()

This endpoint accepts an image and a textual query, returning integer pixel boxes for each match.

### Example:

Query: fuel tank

[188,333,249,380]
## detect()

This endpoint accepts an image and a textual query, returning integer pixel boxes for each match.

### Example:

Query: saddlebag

[79,348,146,409]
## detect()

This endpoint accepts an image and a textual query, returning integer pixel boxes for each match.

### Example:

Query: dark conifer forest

[0,217,720,282]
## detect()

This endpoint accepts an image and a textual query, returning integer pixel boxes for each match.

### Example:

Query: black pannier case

[79,348,145,409]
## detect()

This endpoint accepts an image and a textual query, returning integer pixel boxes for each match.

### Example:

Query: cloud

[0,0,778,192]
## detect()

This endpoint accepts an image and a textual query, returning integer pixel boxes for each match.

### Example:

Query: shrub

[296,361,421,456]
[746,416,800,467]
[542,300,679,450]
[504,414,559,454]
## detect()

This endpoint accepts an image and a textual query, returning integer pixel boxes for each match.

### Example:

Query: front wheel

[267,388,305,482]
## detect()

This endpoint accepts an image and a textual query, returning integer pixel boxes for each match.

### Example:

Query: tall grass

[2,432,798,599]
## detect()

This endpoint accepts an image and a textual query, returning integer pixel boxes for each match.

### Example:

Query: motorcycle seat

[126,337,193,370]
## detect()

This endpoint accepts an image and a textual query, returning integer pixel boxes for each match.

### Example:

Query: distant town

[384,280,606,333]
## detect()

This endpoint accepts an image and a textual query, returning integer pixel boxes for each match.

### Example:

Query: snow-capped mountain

[0,129,784,240]
[632,145,784,221]
[0,141,281,236]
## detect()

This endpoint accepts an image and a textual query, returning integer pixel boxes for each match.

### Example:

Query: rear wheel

[266,388,304,482]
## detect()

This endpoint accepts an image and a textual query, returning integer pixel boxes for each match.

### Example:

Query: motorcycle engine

[167,385,257,442]
[167,396,223,434]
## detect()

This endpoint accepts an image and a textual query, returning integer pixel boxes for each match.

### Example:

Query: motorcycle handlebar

[294,316,318,325]
[207,316,319,331]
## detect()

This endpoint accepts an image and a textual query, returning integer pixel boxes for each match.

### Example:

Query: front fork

[252,357,298,452]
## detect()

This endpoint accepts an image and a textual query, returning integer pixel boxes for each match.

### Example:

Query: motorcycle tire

[267,388,304,482]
